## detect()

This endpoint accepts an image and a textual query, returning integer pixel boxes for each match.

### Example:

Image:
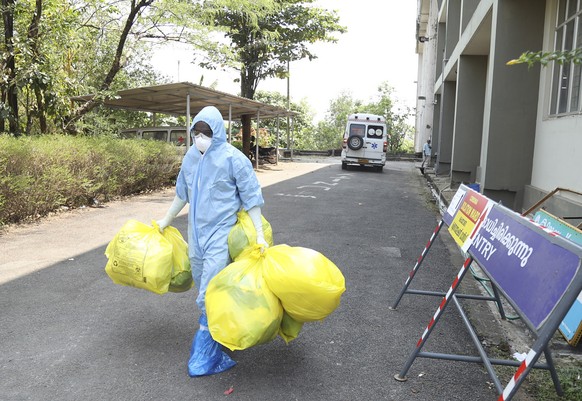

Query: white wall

[532,0,582,196]
[532,117,582,193]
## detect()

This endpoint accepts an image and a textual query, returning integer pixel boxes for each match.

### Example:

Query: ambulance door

[363,124,385,160]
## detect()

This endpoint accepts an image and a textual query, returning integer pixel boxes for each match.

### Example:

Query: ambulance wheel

[347,136,363,150]
[341,162,347,170]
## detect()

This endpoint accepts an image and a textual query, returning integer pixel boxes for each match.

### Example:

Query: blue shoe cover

[187,315,236,377]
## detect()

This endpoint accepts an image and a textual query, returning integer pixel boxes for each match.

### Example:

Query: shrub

[0,135,181,226]
[231,140,243,152]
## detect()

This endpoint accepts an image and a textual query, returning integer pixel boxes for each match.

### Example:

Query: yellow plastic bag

[158,222,194,293]
[105,220,172,295]
[228,209,274,261]
[279,311,303,344]
[262,245,346,323]
[206,245,283,351]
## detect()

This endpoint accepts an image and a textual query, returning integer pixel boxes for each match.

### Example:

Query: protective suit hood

[191,106,227,147]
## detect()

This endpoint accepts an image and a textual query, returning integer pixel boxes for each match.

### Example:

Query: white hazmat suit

[157,105,266,376]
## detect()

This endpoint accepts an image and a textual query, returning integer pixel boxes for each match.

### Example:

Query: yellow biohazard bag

[158,222,194,293]
[228,209,274,261]
[105,220,193,295]
[206,245,283,351]
[262,245,346,323]
[105,220,172,294]
[279,311,304,344]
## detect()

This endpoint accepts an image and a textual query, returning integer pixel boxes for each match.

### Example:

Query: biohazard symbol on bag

[105,220,193,294]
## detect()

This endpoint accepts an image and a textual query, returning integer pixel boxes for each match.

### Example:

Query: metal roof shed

[73,81,296,152]
[73,82,294,120]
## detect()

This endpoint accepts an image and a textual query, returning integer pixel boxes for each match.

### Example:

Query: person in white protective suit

[156,105,268,377]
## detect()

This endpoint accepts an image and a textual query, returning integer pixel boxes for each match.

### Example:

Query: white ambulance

[341,113,387,172]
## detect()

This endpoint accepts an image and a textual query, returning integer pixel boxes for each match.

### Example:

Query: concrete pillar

[451,55,487,184]
[415,0,440,153]
[480,0,545,209]
[436,22,446,78]
[432,94,442,163]
[461,0,480,32]
[436,81,456,176]
[445,0,461,60]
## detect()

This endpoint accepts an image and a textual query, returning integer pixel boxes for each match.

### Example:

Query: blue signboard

[468,205,581,330]
[534,210,582,245]
[533,210,582,345]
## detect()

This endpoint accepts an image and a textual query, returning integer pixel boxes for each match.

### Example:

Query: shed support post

[186,93,191,150]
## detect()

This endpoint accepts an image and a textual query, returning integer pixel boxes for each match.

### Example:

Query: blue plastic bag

[187,314,236,377]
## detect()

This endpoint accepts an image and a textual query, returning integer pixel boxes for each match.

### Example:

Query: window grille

[550,0,582,115]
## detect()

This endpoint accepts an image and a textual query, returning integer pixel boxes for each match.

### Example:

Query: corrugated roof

[73,82,295,121]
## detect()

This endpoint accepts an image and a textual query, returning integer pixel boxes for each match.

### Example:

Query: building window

[550,0,582,115]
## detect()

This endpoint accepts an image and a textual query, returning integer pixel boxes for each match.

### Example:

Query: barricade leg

[490,282,507,319]
[451,294,503,393]
[543,347,564,396]
[390,220,444,310]
[394,256,473,381]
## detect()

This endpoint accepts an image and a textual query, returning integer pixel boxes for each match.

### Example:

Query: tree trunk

[28,0,47,133]
[2,0,19,135]
[35,87,47,133]
[0,90,5,132]
[240,68,257,166]
[241,114,252,158]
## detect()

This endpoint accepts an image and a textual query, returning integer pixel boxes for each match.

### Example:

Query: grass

[480,329,582,401]
[0,134,181,226]
[522,363,582,400]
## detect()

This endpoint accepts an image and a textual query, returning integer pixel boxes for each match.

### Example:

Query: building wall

[523,0,582,219]
[479,0,545,209]
[415,0,581,217]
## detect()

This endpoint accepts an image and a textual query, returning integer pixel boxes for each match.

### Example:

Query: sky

[150,1,419,123]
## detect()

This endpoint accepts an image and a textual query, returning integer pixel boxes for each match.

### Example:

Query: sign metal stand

[394,203,582,400]
[390,185,506,318]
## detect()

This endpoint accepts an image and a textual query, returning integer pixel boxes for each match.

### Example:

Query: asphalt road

[1,161,515,400]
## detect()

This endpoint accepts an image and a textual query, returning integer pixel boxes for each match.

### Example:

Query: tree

[64,0,157,132]
[507,48,582,67]
[310,84,414,153]
[1,0,203,135]
[193,0,346,155]
[253,89,313,149]
[311,91,361,151]
[362,82,414,153]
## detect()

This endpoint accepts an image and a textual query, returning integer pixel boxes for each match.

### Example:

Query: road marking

[296,185,331,190]
[380,247,402,258]
[280,172,353,197]
[275,193,317,199]
[312,181,338,186]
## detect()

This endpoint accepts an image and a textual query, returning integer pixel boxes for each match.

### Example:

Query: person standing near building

[421,139,432,168]
[156,105,268,377]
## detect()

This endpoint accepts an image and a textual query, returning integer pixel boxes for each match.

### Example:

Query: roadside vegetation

[0,135,180,226]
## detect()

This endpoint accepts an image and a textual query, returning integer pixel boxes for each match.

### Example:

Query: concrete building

[415,0,582,223]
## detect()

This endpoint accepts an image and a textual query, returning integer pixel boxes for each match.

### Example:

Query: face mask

[195,134,212,153]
